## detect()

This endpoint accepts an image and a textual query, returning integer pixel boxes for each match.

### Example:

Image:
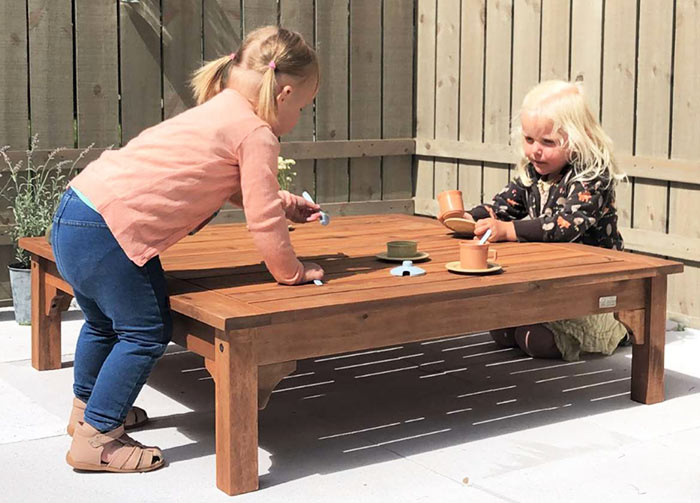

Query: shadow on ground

[113,330,700,488]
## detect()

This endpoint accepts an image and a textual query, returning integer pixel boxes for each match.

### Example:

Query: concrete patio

[1,305,698,503]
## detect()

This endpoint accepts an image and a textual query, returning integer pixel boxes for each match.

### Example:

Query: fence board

[382,0,414,200]
[0,2,29,149]
[75,0,119,147]
[458,0,486,209]
[28,0,74,148]
[120,0,162,143]
[540,0,570,80]
[203,0,242,60]
[433,0,460,199]
[601,0,636,229]
[511,0,540,118]
[669,0,700,321]
[349,0,382,201]
[162,1,201,119]
[315,0,349,204]
[510,0,540,198]
[570,0,602,117]
[1,0,698,324]
[413,141,700,186]
[414,0,437,215]
[482,0,512,203]
[243,0,277,35]
[280,0,315,196]
[633,1,673,233]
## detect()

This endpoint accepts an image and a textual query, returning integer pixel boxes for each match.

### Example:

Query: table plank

[189,246,599,300]
[21,215,682,329]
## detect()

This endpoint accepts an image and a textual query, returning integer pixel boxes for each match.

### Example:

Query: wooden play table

[20,214,682,495]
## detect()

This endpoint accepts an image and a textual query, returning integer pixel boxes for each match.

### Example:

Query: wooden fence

[414,0,700,327]
[2,0,699,328]
[0,0,415,304]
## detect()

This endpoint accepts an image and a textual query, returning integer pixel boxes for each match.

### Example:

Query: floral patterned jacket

[467,164,624,250]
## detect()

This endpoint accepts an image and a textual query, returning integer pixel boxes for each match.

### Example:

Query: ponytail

[244,26,318,126]
[190,26,319,124]
[257,62,279,124]
[190,54,236,105]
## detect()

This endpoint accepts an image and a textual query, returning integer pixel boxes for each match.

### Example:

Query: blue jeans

[52,188,172,432]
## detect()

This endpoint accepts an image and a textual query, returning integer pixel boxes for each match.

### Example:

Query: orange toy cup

[437,190,465,222]
[459,241,498,270]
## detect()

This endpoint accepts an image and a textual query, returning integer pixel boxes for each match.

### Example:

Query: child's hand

[474,218,516,242]
[302,262,324,283]
[287,194,322,223]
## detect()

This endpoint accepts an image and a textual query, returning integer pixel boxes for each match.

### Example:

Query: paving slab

[1,307,698,503]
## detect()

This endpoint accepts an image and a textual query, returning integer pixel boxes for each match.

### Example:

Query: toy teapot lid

[390,260,426,277]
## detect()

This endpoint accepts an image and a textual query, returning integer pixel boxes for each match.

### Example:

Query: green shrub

[0,135,93,267]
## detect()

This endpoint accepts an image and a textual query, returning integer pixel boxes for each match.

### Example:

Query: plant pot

[8,263,31,325]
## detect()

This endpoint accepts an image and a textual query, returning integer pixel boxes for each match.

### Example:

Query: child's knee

[514,325,561,359]
[490,328,518,348]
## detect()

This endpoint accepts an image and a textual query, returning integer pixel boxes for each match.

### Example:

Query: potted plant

[0,135,92,324]
[277,155,297,191]
[277,156,299,230]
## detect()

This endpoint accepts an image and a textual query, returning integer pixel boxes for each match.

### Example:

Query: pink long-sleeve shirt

[69,88,305,284]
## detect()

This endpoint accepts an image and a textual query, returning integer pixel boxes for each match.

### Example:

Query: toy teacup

[459,241,498,270]
[437,190,465,222]
[387,240,418,258]
[376,240,430,262]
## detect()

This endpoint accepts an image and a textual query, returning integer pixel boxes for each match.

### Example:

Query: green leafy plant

[277,156,297,191]
[0,135,93,268]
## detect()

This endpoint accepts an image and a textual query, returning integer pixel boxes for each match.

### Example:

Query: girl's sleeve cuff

[513,219,545,242]
[467,206,492,220]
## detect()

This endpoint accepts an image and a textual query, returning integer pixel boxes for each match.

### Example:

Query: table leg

[214,328,259,495]
[620,275,667,404]
[31,256,71,370]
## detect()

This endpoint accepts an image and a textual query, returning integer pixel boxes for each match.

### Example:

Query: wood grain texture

[349,0,382,201]
[458,0,486,209]
[75,0,119,146]
[668,0,700,324]
[162,0,202,119]
[0,2,29,148]
[28,0,74,147]
[120,0,162,143]
[315,0,350,203]
[414,0,437,214]
[214,328,258,495]
[280,0,315,195]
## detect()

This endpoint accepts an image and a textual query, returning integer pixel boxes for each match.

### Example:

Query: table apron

[252,277,649,365]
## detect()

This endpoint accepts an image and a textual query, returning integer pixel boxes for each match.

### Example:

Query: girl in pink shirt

[54,26,323,473]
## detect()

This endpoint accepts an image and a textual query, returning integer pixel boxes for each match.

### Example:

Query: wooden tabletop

[20,214,683,331]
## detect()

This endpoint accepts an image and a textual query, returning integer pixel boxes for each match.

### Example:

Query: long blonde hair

[512,80,625,187]
[189,26,319,125]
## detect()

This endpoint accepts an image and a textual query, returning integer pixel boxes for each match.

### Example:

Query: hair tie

[229,52,236,61]
[268,60,276,70]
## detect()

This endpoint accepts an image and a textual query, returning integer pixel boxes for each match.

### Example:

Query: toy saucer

[445,261,502,275]
[376,251,430,262]
[443,217,475,236]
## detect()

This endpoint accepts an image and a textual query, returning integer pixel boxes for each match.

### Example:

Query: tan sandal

[66,421,164,473]
[67,397,148,437]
